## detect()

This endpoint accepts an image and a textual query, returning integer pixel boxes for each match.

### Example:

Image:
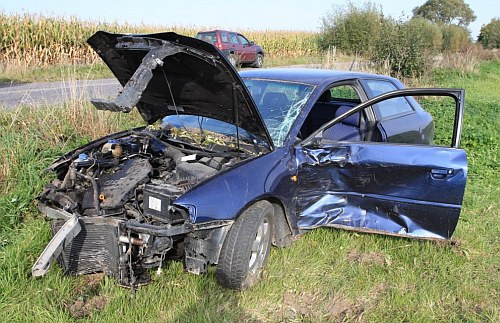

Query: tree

[412,0,476,27]
[478,18,500,49]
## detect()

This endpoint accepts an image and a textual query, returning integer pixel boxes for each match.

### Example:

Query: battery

[143,184,184,223]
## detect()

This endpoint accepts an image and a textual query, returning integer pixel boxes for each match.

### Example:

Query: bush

[406,17,443,53]
[440,24,470,52]
[371,18,443,77]
[319,2,387,56]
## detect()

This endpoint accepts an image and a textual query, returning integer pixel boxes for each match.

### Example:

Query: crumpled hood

[87,31,273,147]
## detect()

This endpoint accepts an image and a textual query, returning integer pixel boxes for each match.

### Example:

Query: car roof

[239,68,398,86]
[196,30,238,34]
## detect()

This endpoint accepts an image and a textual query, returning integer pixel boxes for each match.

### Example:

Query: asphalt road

[0,78,122,109]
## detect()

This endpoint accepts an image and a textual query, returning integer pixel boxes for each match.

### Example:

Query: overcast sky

[0,0,496,39]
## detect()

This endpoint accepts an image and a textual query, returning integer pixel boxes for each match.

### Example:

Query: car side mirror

[249,41,255,45]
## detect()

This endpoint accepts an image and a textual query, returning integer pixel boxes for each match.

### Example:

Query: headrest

[335,106,360,127]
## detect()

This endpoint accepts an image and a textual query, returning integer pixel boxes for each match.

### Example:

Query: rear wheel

[252,53,264,68]
[227,53,238,68]
[216,201,273,290]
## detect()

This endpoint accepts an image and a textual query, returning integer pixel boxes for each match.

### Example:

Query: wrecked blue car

[32,31,467,290]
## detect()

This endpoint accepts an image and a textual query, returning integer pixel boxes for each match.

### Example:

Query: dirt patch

[434,239,461,248]
[368,283,387,301]
[324,295,364,321]
[240,300,281,323]
[274,284,390,321]
[282,290,320,318]
[347,250,389,266]
[73,273,105,296]
[67,295,109,318]
[67,273,109,318]
[281,290,365,321]
[434,239,467,256]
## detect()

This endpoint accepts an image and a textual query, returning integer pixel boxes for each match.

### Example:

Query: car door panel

[295,88,467,240]
[237,34,256,62]
[295,143,467,239]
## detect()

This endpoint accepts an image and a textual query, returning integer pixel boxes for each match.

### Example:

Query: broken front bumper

[32,205,232,287]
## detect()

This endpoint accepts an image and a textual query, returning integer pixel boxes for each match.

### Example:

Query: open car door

[295,89,467,240]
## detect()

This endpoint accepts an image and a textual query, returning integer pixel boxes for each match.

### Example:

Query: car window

[299,84,361,139]
[329,85,359,101]
[365,80,413,119]
[195,32,217,44]
[229,33,239,45]
[220,32,229,43]
[237,35,249,45]
[243,79,314,147]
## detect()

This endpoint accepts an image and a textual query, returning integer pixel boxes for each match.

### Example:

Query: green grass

[264,55,325,68]
[0,61,498,322]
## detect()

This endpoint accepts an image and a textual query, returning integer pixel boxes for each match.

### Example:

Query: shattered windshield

[243,79,314,147]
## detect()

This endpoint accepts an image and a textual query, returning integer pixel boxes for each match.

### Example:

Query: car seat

[322,106,361,141]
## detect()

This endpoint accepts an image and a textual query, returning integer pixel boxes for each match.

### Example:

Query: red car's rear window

[195,32,217,44]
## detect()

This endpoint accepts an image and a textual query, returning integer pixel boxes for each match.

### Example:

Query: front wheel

[216,201,273,290]
[252,53,264,68]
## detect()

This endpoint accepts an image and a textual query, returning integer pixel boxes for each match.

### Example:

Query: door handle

[431,168,453,179]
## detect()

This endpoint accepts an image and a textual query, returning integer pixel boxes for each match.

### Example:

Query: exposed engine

[36,126,242,287]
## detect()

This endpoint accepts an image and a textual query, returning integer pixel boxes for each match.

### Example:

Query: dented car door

[294,89,467,240]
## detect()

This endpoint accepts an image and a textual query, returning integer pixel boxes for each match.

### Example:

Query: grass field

[0,61,498,322]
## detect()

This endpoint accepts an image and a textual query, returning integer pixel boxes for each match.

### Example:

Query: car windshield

[161,115,271,155]
[243,79,314,147]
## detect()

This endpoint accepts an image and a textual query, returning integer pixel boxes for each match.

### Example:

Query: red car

[195,30,264,68]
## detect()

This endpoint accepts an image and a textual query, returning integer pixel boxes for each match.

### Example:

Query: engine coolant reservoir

[102,139,123,157]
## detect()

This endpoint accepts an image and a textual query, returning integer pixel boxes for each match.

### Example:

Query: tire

[252,53,264,68]
[216,200,274,290]
[227,53,238,68]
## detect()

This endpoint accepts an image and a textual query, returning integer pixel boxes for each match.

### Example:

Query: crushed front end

[33,127,240,287]
[32,30,274,288]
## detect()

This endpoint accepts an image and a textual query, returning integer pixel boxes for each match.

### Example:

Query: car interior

[246,81,385,144]
[299,85,374,142]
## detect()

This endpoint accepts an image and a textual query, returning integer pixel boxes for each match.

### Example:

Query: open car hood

[87,31,273,148]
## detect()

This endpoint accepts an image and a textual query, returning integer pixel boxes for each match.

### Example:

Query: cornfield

[0,13,320,67]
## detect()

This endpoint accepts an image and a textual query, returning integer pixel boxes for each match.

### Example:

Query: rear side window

[329,85,360,101]
[365,80,413,119]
